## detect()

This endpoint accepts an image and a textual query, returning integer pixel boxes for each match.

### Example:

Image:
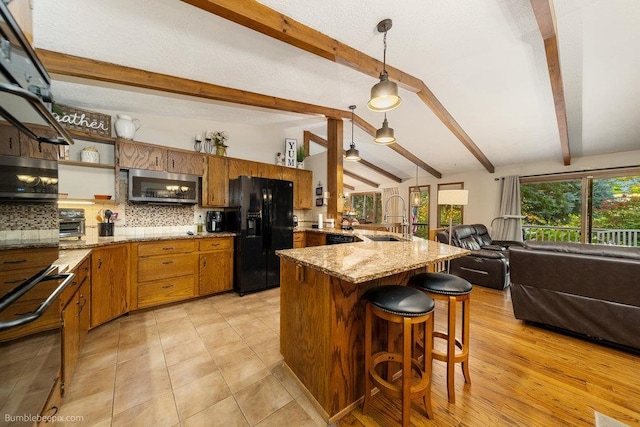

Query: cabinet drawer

[0,248,58,273]
[137,276,194,308]
[293,233,304,242]
[138,240,197,257]
[0,297,60,342]
[60,258,91,307]
[138,253,196,282]
[1,275,58,302]
[199,238,232,252]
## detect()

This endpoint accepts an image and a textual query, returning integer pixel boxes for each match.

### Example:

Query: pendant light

[368,19,402,112]
[373,113,396,145]
[410,165,421,206]
[344,105,361,161]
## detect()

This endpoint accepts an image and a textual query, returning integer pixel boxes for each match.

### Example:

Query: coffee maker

[206,210,224,232]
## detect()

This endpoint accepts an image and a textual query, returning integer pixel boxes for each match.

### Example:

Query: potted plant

[208,131,229,156]
[296,146,306,168]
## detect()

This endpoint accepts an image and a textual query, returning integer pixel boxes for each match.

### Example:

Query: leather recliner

[436,224,523,290]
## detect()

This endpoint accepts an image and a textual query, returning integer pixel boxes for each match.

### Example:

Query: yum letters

[285,138,297,168]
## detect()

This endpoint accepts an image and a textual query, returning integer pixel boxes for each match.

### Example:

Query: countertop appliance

[326,233,356,245]
[0,3,74,422]
[206,210,224,233]
[59,208,85,239]
[229,176,293,295]
[128,168,199,204]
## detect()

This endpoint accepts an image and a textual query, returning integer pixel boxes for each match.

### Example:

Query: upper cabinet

[167,150,205,176]
[0,123,58,160]
[117,139,205,176]
[202,156,229,207]
[117,140,166,171]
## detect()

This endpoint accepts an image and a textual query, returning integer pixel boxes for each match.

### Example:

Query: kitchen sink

[367,235,403,242]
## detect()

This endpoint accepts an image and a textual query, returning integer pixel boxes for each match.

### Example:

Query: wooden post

[327,118,343,226]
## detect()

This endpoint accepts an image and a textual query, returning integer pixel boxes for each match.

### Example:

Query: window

[437,182,465,228]
[345,192,382,224]
[409,185,430,239]
[520,168,640,246]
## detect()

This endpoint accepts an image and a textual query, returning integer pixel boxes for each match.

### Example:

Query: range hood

[0,2,73,146]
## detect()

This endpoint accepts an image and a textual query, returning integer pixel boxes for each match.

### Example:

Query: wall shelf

[67,129,115,145]
[59,160,115,169]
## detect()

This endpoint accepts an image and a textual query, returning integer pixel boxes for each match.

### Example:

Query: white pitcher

[114,114,141,140]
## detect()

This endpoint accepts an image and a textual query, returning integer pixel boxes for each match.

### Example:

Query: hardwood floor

[339,286,640,426]
[58,285,640,426]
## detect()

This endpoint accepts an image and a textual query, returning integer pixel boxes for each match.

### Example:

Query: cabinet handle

[14,310,35,316]
[172,159,175,169]
[156,157,158,166]
[82,266,89,273]
[4,277,28,284]
[203,257,207,267]
[211,243,220,247]
[162,284,174,289]
[38,141,42,153]
[162,247,174,250]
[9,137,13,149]
[162,261,174,265]
[4,259,27,265]
[97,258,102,269]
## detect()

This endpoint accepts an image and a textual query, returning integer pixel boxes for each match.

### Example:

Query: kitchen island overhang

[276,238,469,423]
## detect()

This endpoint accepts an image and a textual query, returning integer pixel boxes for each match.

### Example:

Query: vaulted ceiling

[33,0,640,188]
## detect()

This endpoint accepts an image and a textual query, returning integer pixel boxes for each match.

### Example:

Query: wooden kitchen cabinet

[293,232,305,248]
[228,158,259,179]
[198,237,233,296]
[91,244,129,328]
[281,167,313,210]
[117,139,166,171]
[0,247,60,342]
[133,240,197,309]
[0,124,21,156]
[305,232,326,247]
[20,129,59,160]
[61,276,90,396]
[167,150,205,175]
[202,155,229,207]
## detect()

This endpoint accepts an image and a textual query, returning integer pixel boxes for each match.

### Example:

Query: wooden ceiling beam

[343,171,379,188]
[343,183,355,191]
[182,0,494,173]
[37,49,345,120]
[530,0,571,165]
[304,130,403,183]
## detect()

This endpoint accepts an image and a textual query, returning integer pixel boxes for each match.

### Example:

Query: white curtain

[382,187,400,223]
[493,176,523,242]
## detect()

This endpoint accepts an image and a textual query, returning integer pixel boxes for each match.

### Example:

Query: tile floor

[58,288,326,426]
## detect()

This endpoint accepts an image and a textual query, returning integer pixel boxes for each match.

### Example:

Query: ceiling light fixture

[373,113,396,145]
[345,105,361,161]
[368,19,402,112]
[410,165,421,207]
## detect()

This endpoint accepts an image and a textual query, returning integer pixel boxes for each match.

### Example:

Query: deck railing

[522,225,640,246]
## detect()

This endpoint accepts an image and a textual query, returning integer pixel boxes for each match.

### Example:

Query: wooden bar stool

[409,272,472,404]
[363,285,435,426]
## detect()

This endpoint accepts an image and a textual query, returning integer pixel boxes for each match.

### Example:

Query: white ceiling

[32,0,640,187]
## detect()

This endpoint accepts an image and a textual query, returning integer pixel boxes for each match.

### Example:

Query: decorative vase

[194,140,202,152]
[297,161,304,169]
[216,145,227,156]
[80,146,100,163]
[114,114,141,140]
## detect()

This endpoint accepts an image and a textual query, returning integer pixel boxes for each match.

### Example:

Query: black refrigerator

[229,176,294,295]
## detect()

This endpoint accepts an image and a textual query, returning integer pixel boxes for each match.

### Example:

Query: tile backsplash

[0,202,57,230]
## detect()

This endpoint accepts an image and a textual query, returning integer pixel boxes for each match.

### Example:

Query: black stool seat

[363,285,435,316]
[409,272,472,295]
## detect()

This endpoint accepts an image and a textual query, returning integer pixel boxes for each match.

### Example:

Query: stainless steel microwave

[128,168,199,204]
[0,154,58,202]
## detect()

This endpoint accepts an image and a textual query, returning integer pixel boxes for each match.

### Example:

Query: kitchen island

[276,238,469,423]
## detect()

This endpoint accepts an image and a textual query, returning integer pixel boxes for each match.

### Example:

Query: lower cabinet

[61,257,91,396]
[293,232,305,248]
[133,240,197,309]
[91,244,129,328]
[198,237,233,296]
[305,232,326,247]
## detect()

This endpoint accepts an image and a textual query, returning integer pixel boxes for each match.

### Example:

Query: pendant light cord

[351,108,354,144]
[382,30,388,76]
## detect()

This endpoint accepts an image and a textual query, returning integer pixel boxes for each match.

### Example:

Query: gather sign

[52,103,112,137]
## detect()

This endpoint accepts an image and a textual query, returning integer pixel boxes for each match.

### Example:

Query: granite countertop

[277,235,469,283]
[59,231,237,250]
[54,249,92,273]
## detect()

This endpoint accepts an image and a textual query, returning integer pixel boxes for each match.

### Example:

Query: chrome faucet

[384,194,411,239]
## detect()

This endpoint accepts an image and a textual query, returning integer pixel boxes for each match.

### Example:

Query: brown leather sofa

[436,224,523,290]
[510,241,640,352]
